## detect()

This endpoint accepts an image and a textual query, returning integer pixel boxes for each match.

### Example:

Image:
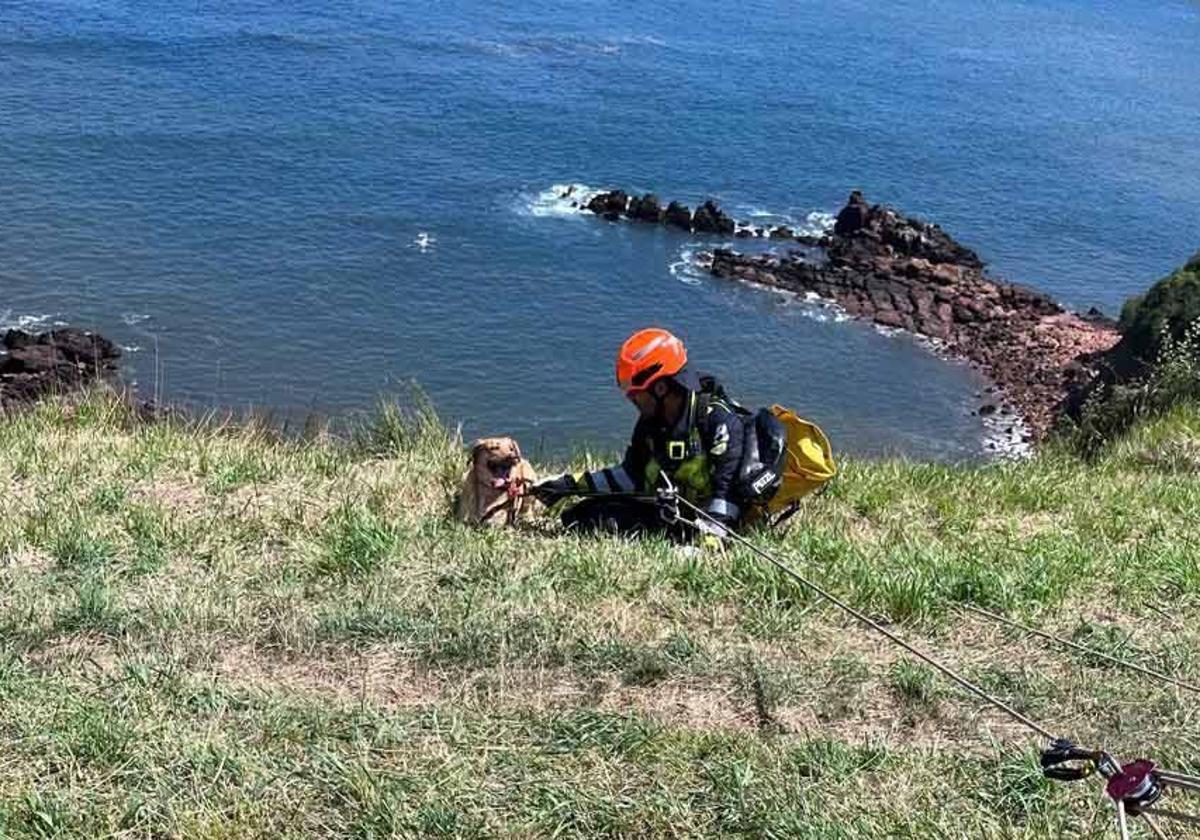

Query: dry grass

[0,391,1198,838]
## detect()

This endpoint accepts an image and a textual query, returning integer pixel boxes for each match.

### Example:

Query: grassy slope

[0,394,1198,839]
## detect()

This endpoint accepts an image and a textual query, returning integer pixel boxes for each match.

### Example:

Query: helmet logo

[630,334,667,361]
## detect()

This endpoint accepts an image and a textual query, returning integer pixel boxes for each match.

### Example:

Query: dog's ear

[469,440,487,463]
[510,439,522,461]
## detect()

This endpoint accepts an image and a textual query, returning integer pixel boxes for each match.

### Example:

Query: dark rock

[1,344,70,375]
[702,189,1122,443]
[979,403,998,416]
[842,297,865,316]
[691,200,735,235]
[3,329,36,351]
[1082,306,1115,326]
[833,190,872,237]
[829,192,983,269]
[768,226,794,240]
[1,325,122,409]
[869,289,894,311]
[627,193,664,223]
[585,190,629,217]
[664,201,692,230]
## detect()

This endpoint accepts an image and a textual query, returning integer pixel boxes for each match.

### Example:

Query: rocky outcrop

[579,187,837,247]
[663,201,692,230]
[707,194,1120,438]
[1,327,121,408]
[691,200,736,235]
[833,190,872,237]
[827,192,982,270]
[574,184,1122,440]
[583,189,793,241]
[627,193,663,223]
[585,190,629,220]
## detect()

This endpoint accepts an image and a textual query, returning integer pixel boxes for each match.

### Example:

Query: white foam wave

[872,324,904,339]
[669,247,710,285]
[981,408,1033,460]
[412,231,435,252]
[523,183,602,219]
[742,208,789,223]
[469,35,662,59]
[620,35,668,47]
[799,292,851,323]
[729,206,836,239]
[121,312,150,326]
[801,211,836,236]
[0,311,57,331]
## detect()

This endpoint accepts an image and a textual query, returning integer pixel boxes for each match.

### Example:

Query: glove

[694,516,729,551]
[695,516,729,539]
[531,474,579,506]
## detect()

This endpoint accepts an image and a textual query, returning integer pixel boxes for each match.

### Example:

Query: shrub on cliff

[1118,251,1200,363]
[1063,252,1200,453]
[1071,318,1200,451]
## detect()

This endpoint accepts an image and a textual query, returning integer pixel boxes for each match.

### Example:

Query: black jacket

[581,372,746,522]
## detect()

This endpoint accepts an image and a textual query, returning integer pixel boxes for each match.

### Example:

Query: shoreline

[0,327,122,411]
[5,187,1123,453]
[573,187,1121,442]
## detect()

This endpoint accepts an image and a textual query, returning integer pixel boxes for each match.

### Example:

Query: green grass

[0,390,1198,837]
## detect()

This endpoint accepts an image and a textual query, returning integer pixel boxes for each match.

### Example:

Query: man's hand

[694,516,729,539]
[531,474,579,506]
[694,516,729,551]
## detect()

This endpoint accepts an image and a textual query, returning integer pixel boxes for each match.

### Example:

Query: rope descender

[654,476,680,526]
[1106,759,1164,816]
[1040,739,1199,837]
[1040,738,1101,782]
[1040,740,1164,812]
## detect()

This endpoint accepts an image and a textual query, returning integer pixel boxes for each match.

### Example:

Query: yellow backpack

[746,405,837,525]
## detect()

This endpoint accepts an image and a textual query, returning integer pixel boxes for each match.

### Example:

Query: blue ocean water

[2,0,1198,459]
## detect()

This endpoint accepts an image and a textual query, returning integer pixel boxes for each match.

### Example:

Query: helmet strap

[652,379,685,426]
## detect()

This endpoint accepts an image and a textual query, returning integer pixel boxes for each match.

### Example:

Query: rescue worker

[532,328,745,542]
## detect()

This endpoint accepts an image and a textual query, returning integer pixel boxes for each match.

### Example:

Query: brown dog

[455,437,539,526]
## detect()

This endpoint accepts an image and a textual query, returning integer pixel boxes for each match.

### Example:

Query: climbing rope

[961,603,1200,696]
[667,493,1200,838]
[671,495,1058,740]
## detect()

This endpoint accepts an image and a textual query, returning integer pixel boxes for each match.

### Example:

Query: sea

[2,0,1198,459]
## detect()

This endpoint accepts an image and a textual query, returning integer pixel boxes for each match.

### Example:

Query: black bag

[735,408,787,504]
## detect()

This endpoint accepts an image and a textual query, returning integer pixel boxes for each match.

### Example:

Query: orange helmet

[616,328,688,394]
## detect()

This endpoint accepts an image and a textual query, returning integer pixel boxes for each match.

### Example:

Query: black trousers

[561,496,689,541]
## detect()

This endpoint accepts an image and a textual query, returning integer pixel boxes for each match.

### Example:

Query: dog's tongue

[491,477,509,489]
